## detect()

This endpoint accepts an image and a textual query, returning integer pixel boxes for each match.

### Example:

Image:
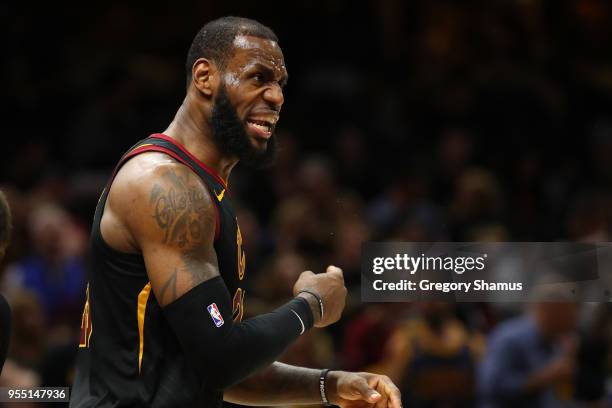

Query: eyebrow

[252,62,289,87]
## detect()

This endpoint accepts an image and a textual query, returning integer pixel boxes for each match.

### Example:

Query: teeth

[248,119,273,127]
[249,121,270,133]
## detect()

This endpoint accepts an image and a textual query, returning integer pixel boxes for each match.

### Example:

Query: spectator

[0,190,12,375]
[4,202,86,328]
[380,302,485,408]
[478,302,579,407]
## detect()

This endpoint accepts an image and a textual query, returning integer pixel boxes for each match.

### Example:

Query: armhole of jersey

[150,133,228,189]
[107,144,221,242]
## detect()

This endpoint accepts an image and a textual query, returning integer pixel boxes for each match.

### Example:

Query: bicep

[142,240,219,307]
[121,163,220,306]
[111,160,311,389]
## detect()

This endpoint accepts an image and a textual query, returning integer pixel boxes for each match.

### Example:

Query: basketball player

[0,190,11,374]
[70,17,401,408]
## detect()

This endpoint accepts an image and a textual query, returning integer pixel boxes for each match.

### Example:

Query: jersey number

[233,225,246,321]
[232,288,245,322]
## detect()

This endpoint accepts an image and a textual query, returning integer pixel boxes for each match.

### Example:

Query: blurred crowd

[3,0,612,406]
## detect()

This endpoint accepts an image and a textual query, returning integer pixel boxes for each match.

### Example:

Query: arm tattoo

[157,268,178,305]
[149,168,218,298]
[149,170,207,246]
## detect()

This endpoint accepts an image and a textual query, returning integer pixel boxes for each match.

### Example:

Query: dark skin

[100,34,401,408]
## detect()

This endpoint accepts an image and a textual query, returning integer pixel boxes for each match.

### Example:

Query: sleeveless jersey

[70,134,247,407]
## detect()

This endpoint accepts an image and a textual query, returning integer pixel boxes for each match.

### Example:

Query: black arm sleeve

[163,276,313,390]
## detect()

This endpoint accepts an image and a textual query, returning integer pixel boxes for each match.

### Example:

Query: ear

[191,58,219,97]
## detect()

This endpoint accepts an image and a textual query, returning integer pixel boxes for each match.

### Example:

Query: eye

[252,73,264,83]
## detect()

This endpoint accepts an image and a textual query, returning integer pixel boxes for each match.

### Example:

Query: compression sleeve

[163,276,313,390]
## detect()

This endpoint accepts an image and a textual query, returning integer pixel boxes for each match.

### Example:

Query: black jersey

[70,134,247,407]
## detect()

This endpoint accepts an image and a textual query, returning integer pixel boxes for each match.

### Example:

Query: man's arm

[106,157,345,390]
[225,362,402,408]
[0,294,10,375]
[479,331,574,398]
[523,336,576,393]
[224,362,321,406]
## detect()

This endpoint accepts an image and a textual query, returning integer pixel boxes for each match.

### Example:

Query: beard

[210,84,277,168]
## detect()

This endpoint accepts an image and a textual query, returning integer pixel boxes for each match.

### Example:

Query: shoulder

[107,152,215,239]
[110,152,210,207]
[487,316,534,349]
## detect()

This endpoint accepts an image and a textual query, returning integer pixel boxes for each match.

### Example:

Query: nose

[263,84,284,110]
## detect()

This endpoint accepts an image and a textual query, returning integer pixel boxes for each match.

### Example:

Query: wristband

[299,289,324,320]
[292,296,314,335]
[319,368,332,406]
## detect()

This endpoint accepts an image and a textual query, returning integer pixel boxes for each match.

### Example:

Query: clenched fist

[293,265,347,327]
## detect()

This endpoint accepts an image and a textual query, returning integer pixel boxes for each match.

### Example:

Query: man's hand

[525,335,578,392]
[327,371,402,408]
[293,266,347,328]
[542,335,577,383]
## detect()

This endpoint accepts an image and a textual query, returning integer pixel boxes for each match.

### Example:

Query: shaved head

[185,16,278,85]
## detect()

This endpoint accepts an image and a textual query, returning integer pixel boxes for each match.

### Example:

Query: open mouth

[246,118,274,138]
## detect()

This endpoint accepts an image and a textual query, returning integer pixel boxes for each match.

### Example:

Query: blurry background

[2,0,612,406]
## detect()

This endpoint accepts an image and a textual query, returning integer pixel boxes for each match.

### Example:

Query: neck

[163,93,238,183]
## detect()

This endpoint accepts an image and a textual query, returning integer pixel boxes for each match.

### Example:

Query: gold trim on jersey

[79,284,92,348]
[137,282,152,374]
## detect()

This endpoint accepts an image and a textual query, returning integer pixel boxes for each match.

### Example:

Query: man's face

[210,35,287,167]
